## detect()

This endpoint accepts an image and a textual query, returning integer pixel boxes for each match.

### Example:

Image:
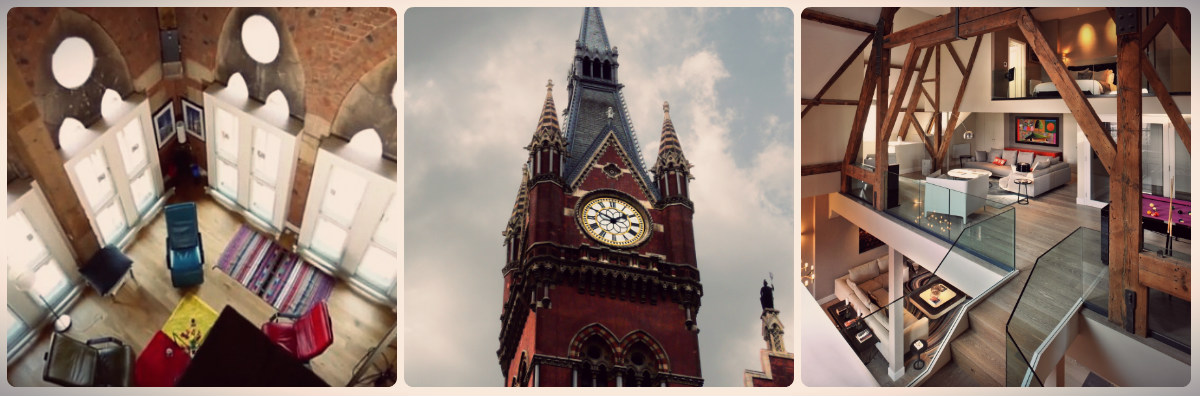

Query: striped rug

[217,225,335,316]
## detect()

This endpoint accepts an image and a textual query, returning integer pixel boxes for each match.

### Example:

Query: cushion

[988,149,1003,161]
[1034,154,1056,164]
[871,273,890,288]
[848,261,881,283]
[1077,69,1094,80]
[852,283,873,308]
[1001,150,1018,164]
[870,288,890,308]
[859,278,883,293]
[1033,157,1052,170]
[975,150,988,162]
[1016,151,1035,164]
[992,157,1008,166]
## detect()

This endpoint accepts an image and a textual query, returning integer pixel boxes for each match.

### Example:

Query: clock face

[579,196,649,247]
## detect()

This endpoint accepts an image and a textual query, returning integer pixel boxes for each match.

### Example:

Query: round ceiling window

[51,37,95,89]
[241,15,280,64]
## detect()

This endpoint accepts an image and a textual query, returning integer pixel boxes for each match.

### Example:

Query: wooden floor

[936,178,1103,386]
[7,184,396,387]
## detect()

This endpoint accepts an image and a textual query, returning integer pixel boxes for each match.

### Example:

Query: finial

[547,79,553,90]
[663,101,670,117]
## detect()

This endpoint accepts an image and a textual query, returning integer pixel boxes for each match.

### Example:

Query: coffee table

[947,168,992,179]
[909,281,967,320]
[134,331,192,386]
[827,300,877,363]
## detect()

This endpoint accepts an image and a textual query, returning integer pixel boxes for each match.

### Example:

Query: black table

[827,300,877,363]
[1013,178,1033,205]
[176,306,328,386]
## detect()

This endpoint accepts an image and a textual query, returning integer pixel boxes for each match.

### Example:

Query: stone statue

[759,280,774,310]
[606,106,614,119]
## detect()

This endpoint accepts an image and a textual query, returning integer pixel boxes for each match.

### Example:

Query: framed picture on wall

[153,102,176,148]
[182,99,205,141]
[859,228,885,253]
[1014,116,1060,147]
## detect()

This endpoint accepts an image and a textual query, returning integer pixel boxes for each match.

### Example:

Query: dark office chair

[165,202,205,288]
[79,245,136,298]
[43,333,134,387]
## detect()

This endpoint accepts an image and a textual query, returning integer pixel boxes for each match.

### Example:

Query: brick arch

[214,7,306,120]
[12,8,138,147]
[329,55,396,160]
[566,323,620,360]
[617,330,670,373]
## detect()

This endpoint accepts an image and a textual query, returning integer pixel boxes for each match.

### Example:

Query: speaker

[1100,203,1110,266]
[161,29,181,62]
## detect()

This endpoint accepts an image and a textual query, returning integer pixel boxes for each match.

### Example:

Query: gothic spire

[653,101,693,179]
[504,164,531,239]
[577,7,611,53]
[527,79,565,151]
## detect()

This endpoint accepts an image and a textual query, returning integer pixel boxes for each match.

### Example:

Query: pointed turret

[569,7,620,87]
[526,80,566,181]
[653,101,694,204]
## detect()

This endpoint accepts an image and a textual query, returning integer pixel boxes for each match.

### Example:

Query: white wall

[1066,311,1190,386]
[803,194,889,301]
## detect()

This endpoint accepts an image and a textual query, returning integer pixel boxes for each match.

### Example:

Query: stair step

[967,299,1009,342]
[950,329,1005,386]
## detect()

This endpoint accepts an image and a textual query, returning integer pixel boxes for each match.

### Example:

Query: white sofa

[923,175,988,223]
[833,257,929,366]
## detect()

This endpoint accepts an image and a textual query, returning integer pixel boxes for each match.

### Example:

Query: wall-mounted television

[1015,116,1061,147]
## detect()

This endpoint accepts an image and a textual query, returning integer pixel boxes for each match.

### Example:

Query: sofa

[924,174,988,223]
[834,257,929,365]
[962,148,1071,197]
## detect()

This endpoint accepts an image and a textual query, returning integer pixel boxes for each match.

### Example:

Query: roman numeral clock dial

[579,196,649,247]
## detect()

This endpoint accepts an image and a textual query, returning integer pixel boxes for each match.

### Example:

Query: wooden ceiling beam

[1141,53,1190,153]
[803,98,864,106]
[898,48,936,140]
[935,36,981,170]
[802,9,876,34]
[802,35,873,118]
[801,161,844,176]
[885,7,1017,49]
[1112,8,1146,336]
[1166,7,1190,52]
[945,42,967,74]
[1140,9,1171,50]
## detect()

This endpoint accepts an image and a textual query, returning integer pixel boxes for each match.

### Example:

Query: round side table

[1013,179,1034,205]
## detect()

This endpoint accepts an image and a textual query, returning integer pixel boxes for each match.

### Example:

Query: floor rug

[986,180,1020,207]
[162,295,218,355]
[217,225,335,316]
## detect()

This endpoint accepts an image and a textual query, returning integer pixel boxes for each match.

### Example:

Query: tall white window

[215,108,240,199]
[356,196,397,292]
[311,166,367,261]
[249,127,281,221]
[7,212,71,304]
[118,120,156,211]
[73,150,127,244]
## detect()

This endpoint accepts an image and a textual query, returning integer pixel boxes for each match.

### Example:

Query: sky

[404,7,794,387]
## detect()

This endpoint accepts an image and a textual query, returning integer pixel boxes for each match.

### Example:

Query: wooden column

[842,10,896,194]
[1110,7,1147,336]
[7,52,100,262]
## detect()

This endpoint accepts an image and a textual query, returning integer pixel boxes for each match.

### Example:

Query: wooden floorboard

[6,186,396,387]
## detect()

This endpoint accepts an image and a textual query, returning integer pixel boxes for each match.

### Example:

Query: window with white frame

[72,150,127,245]
[355,196,397,292]
[248,127,281,221]
[117,119,156,211]
[7,212,71,304]
[214,107,240,199]
[310,165,367,261]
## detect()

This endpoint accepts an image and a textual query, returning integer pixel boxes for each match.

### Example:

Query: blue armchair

[165,202,204,287]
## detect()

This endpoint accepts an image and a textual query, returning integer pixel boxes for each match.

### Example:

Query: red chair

[261,301,333,362]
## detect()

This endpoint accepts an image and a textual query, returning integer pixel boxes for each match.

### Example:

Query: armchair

[43,333,134,387]
[165,202,205,288]
[923,175,987,223]
[261,301,333,362]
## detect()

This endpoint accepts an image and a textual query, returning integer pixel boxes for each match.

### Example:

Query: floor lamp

[12,270,71,332]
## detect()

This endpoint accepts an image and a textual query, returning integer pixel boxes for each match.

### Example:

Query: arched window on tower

[592,59,602,79]
[577,335,615,387]
[623,342,661,386]
[602,60,612,80]
[582,58,592,77]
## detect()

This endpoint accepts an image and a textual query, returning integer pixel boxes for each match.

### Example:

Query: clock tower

[498,7,703,387]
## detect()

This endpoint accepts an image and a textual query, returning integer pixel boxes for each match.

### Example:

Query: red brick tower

[498,7,703,387]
